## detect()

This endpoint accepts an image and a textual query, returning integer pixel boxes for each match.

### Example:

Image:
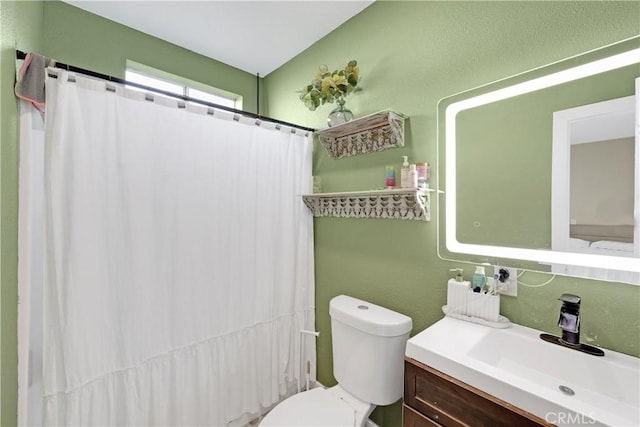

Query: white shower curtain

[39,70,315,426]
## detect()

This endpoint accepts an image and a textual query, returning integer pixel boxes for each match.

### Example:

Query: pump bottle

[400,156,410,188]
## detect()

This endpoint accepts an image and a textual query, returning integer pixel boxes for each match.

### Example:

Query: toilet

[260,295,412,427]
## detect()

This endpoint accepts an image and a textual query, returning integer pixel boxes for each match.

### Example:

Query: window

[187,87,233,106]
[126,69,184,97]
[125,66,239,109]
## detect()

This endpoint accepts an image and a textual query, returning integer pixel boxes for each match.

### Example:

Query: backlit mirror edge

[439,39,640,283]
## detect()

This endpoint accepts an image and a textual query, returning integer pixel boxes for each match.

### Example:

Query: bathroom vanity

[403,357,549,427]
[404,317,640,427]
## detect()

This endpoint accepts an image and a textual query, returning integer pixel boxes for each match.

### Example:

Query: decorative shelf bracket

[317,110,407,159]
[302,188,430,221]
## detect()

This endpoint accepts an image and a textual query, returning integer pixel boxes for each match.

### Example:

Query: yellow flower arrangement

[299,60,359,111]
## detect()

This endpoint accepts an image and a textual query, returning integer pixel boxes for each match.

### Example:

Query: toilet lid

[260,388,356,426]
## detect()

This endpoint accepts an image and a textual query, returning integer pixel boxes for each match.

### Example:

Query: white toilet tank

[329,295,412,406]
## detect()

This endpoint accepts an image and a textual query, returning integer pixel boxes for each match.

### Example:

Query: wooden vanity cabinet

[403,357,553,427]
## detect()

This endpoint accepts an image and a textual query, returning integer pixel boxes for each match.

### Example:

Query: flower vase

[327,99,353,127]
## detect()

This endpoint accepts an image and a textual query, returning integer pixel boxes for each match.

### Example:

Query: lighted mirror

[439,37,640,284]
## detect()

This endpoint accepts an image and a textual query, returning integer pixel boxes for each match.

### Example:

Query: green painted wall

[0,1,260,425]
[2,1,639,426]
[264,2,640,426]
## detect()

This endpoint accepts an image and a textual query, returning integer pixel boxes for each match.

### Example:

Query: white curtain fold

[40,70,315,426]
[17,99,46,427]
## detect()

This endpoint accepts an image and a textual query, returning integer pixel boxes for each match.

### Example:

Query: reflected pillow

[590,240,634,252]
[569,238,591,248]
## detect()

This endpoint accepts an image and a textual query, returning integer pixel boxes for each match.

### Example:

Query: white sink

[405,317,640,427]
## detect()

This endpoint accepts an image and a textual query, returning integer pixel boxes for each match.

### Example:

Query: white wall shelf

[302,188,431,221]
[317,110,407,159]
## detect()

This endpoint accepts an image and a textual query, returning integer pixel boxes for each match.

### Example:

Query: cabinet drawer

[403,404,443,427]
[404,358,551,427]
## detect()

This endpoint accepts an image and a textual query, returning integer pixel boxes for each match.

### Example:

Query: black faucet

[540,294,605,357]
[558,294,581,346]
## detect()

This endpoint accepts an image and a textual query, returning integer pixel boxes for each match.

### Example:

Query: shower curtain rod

[16,50,315,133]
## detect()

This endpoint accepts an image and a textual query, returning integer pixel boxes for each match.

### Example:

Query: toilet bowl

[259,295,412,427]
[259,386,372,427]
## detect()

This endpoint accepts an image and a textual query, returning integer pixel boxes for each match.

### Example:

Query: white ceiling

[64,0,373,76]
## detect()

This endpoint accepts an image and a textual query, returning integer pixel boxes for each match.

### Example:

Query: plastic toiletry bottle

[385,165,395,188]
[416,162,430,189]
[472,266,487,293]
[408,164,418,188]
[400,156,410,188]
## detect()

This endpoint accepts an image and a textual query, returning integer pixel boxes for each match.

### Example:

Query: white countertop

[405,316,640,427]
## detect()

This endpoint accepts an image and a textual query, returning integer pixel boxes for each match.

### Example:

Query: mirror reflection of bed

[551,86,639,282]
[570,225,634,253]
